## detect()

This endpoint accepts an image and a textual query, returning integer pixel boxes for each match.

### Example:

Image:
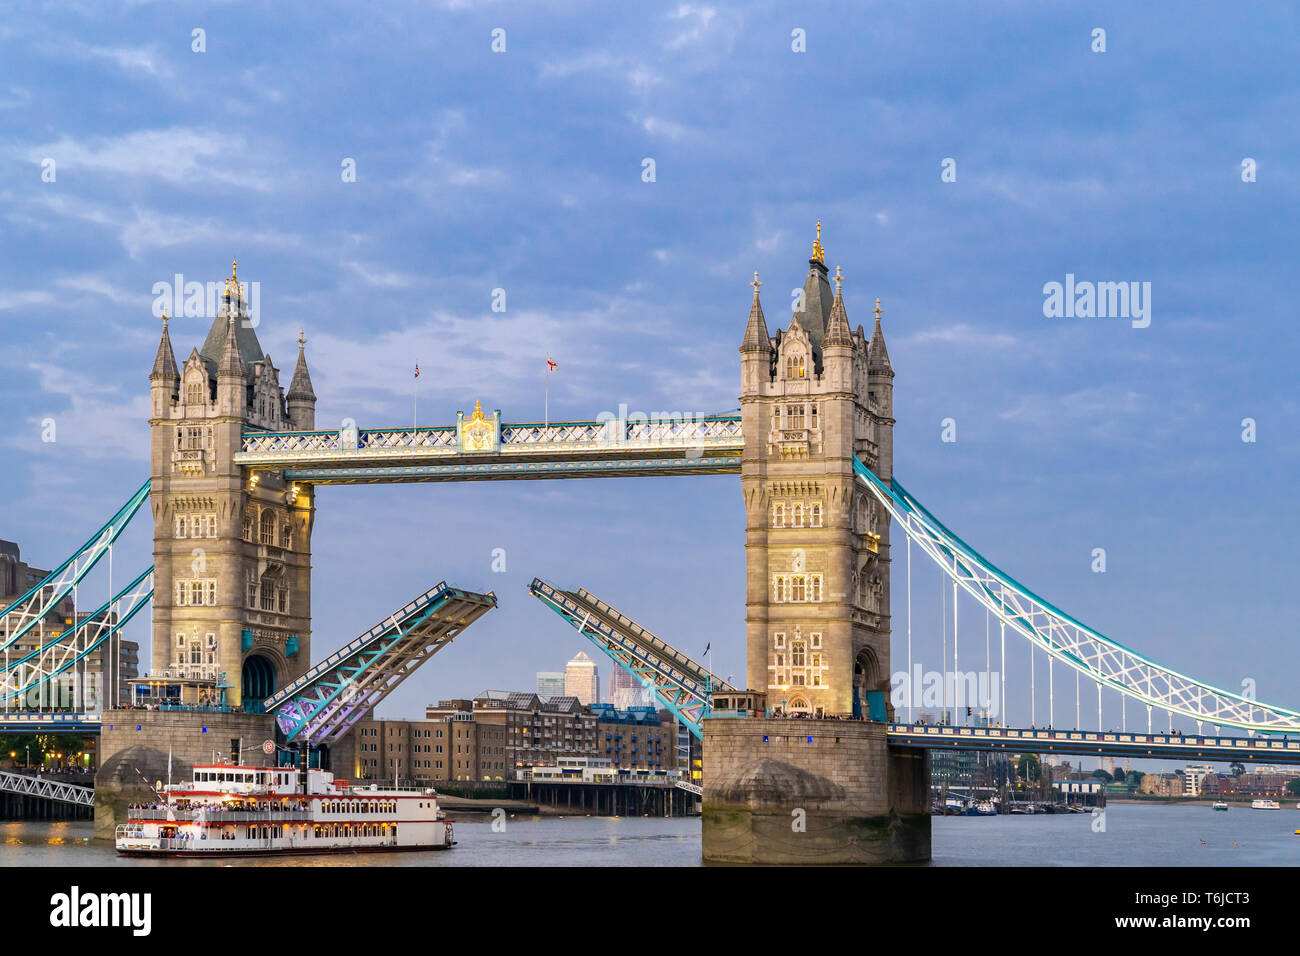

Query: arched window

[810,503,822,527]
[242,511,254,542]
[259,510,275,545]
[281,523,292,550]
[786,354,805,379]
[186,381,202,405]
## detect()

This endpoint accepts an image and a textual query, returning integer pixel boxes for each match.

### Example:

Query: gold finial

[833,265,844,295]
[161,309,170,328]
[811,220,825,265]
[873,297,884,323]
[751,270,762,295]
[232,258,238,283]
[473,399,483,418]
[297,328,307,349]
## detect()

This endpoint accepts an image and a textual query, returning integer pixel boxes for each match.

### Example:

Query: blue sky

[1,1,1297,737]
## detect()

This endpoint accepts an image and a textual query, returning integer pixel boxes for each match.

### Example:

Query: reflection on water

[4,804,1300,866]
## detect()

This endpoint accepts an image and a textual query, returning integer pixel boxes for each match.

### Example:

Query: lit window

[786,355,805,379]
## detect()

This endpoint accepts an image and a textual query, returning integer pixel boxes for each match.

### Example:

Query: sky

[1,1,1297,741]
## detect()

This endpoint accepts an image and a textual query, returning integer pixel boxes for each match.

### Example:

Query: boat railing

[129,809,314,823]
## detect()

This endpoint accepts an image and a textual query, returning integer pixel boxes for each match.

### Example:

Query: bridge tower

[739,222,895,718]
[146,261,317,710]
[703,225,928,865]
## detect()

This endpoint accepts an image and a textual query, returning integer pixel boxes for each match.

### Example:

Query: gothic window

[810,503,822,527]
[185,427,202,450]
[176,515,187,538]
[206,514,217,537]
[772,503,785,528]
[792,503,804,527]
[190,581,204,605]
[206,427,213,449]
[790,575,806,602]
[786,404,805,429]
[786,354,805,379]
[175,581,187,606]
[791,640,805,667]
[773,576,786,603]
[278,587,289,614]
[259,510,275,546]
[206,580,217,605]
[242,511,254,542]
[186,382,202,405]
[176,633,185,649]
[810,403,818,428]
[260,578,275,611]
[175,428,183,450]
[189,639,202,665]
[811,632,822,649]
[810,575,822,602]
[246,574,257,609]
[281,524,292,550]
[773,632,786,649]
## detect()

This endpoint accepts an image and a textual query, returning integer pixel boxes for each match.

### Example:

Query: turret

[822,265,855,393]
[867,298,894,479]
[739,272,772,398]
[286,330,317,430]
[149,313,180,418]
[216,313,245,418]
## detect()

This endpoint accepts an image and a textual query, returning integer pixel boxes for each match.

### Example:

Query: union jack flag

[546,356,557,372]
[414,363,420,379]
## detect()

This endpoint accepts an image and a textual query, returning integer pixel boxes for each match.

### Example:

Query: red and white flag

[546,356,557,372]
[414,363,420,379]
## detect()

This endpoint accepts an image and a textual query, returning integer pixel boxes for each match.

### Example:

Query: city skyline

[1,2,1297,731]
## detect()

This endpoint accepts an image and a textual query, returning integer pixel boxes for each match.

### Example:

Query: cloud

[24,128,277,191]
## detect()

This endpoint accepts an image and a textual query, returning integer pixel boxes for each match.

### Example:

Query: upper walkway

[234,412,743,483]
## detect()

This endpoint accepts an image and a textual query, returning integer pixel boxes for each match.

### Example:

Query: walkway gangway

[529,578,734,737]
[265,581,497,744]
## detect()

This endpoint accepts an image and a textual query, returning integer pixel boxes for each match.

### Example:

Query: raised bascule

[5,231,1300,862]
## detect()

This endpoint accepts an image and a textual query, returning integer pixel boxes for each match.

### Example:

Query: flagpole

[414,361,419,428]
[545,364,550,428]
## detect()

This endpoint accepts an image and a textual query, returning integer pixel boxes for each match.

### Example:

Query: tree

[1017,754,1041,784]
[1287,778,1300,797]
[1091,769,1113,783]
[1230,762,1245,778]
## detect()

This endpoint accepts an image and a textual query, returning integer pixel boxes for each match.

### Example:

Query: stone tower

[739,223,895,718]
[147,261,317,710]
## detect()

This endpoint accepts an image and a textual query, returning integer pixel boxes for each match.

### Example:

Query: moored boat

[1250,799,1280,810]
[115,763,453,857]
[1212,801,1229,811]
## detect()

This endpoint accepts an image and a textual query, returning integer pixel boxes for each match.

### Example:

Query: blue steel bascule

[2,235,1299,861]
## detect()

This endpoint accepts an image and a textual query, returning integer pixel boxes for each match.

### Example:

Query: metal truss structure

[0,770,94,807]
[528,578,734,737]
[234,414,744,483]
[855,459,1300,735]
[888,722,1300,765]
[0,567,153,708]
[0,480,150,654]
[265,582,497,744]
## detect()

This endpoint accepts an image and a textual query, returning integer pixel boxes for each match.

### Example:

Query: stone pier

[702,717,930,865]
[92,708,275,838]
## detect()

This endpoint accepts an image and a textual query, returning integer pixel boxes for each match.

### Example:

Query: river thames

[4,803,1300,866]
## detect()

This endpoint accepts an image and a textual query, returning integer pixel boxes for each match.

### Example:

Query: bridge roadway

[886,722,1300,765]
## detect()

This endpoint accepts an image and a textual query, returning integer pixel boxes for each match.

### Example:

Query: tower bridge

[3,230,1298,861]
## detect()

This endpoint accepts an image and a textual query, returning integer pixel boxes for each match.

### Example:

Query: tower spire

[811,220,825,265]
[825,265,853,347]
[868,297,892,372]
[740,270,772,352]
[150,311,179,381]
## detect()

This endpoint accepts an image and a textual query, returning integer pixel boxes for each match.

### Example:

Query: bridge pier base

[702,718,930,865]
[93,709,276,839]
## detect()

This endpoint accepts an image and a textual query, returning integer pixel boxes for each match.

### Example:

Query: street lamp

[780,683,789,716]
